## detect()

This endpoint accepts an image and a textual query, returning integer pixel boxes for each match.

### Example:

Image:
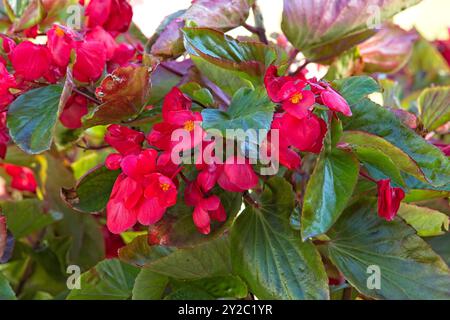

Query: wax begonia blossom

[377,179,405,221]
[59,94,88,129]
[0,63,16,111]
[184,182,226,235]
[85,0,133,34]
[264,65,315,119]
[72,39,107,83]
[0,112,9,159]
[105,124,145,156]
[106,149,177,234]
[147,87,204,151]
[47,24,74,68]
[217,156,259,193]
[2,164,37,193]
[86,26,118,60]
[10,41,52,81]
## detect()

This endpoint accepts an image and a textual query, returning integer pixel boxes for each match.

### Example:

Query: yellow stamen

[160,183,170,192]
[55,26,65,37]
[184,120,195,132]
[290,92,303,104]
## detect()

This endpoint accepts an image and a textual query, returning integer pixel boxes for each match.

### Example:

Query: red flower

[24,25,39,38]
[185,182,226,235]
[10,41,52,81]
[377,179,405,221]
[102,226,125,259]
[264,65,351,118]
[86,26,118,60]
[85,0,133,34]
[0,62,16,111]
[2,164,37,193]
[0,113,9,159]
[59,94,88,129]
[217,156,259,193]
[279,113,327,154]
[106,149,177,234]
[110,43,136,67]
[47,24,74,68]
[105,124,145,156]
[72,39,107,83]
[264,65,315,119]
[147,87,204,151]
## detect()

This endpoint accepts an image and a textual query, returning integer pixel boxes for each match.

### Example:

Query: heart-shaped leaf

[61,165,120,213]
[342,98,450,187]
[301,149,359,240]
[231,177,329,300]
[7,85,63,154]
[281,0,421,61]
[418,86,450,132]
[327,197,450,300]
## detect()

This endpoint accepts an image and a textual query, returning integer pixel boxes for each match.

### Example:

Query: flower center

[184,120,195,132]
[55,26,65,37]
[290,92,303,104]
[160,182,171,192]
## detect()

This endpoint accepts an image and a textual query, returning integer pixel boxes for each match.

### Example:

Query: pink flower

[264,65,315,119]
[72,39,107,83]
[0,63,16,111]
[185,182,226,235]
[47,24,74,68]
[280,113,327,154]
[2,164,37,193]
[0,113,9,159]
[86,26,118,60]
[59,94,88,129]
[147,87,204,151]
[105,124,145,156]
[106,149,177,234]
[377,179,405,221]
[85,0,133,34]
[217,156,259,193]
[10,41,52,81]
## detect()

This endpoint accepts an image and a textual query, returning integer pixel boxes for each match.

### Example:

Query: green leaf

[120,235,232,280]
[0,272,16,300]
[231,177,329,300]
[7,85,63,154]
[281,0,421,61]
[327,198,450,300]
[183,27,280,84]
[301,149,359,240]
[426,233,450,267]
[44,154,105,270]
[202,87,275,136]
[168,275,248,300]
[342,98,450,187]
[397,203,449,237]
[418,86,450,131]
[192,56,254,96]
[61,165,120,213]
[341,131,427,184]
[332,76,380,106]
[132,269,169,300]
[1,199,60,239]
[12,0,45,32]
[66,259,139,300]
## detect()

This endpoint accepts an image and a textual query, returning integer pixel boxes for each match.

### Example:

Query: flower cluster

[104,87,261,235]
[263,65,351,170]
[0,0,139,158]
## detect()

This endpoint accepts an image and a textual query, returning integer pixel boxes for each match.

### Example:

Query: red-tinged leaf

[84,66,151,127]
[150,0,252,58]
[358,24,418,73]
[281,0,421,61]
[12,0,46,32]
